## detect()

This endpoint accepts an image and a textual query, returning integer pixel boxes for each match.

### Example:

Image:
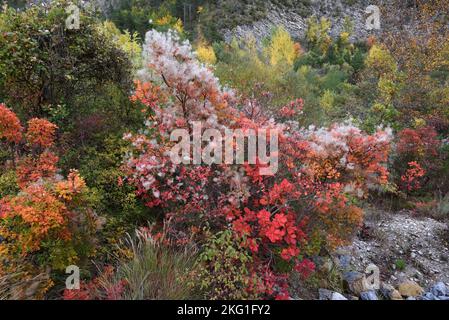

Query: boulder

[319,289,348,301]
[380,282,403,300]
[343,271,369,296]
[421,292,439,300]
[318,289,333,300]
[398,280,424,297]
[430,282,447,297]
[360,290,378,300]
[380,283,394,299]
[331,292,348,300]
[391,290,403,300]
[337,255,352,270]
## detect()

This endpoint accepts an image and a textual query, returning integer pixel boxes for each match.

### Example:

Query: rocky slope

[318,209,449,300]
[222,0,419,43]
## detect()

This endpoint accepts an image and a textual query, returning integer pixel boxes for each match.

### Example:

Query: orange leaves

[55,170,87,201]
[302,124,392,198]
[0,166,95,270]
[0,106,97,273]
[131,80,166,113]
[0,103,22,144]
[16,151,59,188]
[25,118,58,148]
[1,184,70,254]
[0,105,60,187]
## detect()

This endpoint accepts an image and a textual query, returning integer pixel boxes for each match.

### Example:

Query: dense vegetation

[0,0,448,300]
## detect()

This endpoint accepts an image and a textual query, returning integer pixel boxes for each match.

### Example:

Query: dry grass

[98,228,199,300]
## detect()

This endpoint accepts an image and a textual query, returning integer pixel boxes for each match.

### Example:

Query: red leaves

[258,212,287,243]
[0,103,22,143]
[16,151,59,188]
[25,118,58,148]
[397,126,440,158]
[63,266,127,300]
[401,161,426,191]
[230,206,307,264]
[294,259,316,279]
[232,217,252,237]
[260,179,296,206]
[278,98,304,118]
[124,32,396,299]
[396,126,441,193]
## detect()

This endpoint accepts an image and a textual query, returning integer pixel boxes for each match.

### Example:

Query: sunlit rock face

[222,0,425,44]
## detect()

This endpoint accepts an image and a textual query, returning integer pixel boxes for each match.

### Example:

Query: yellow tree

[306,17,332,55]
[265,26,298,66]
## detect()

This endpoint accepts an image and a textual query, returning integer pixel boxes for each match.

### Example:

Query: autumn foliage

[0,105,98,297]
[395,126,443,193]
[123,30,393,298]
[3,0,448,300]
[0,104,23,144]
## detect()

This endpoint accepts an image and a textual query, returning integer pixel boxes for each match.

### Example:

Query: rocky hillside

[12,0,426,43]
[313,209,449,300]
[222,0,421,43]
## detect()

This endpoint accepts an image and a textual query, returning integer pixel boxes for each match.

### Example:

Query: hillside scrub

[0,0,448,301]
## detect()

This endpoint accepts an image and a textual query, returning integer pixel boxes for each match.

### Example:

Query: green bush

[0,170,18,198]
[190,229,261,300]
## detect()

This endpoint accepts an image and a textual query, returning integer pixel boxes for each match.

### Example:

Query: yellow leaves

[378,76,399,103]
[196,43,217,65]
[366,44,397,76]
[319,90,336,114]
[413,118,427,129]
[155,14,184,34]
[155,15,172,26]
[306,17,332,54]
[340,32,350,44]
[266,27,297,66]
[98,21,142,68]
[173,19,184,34]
